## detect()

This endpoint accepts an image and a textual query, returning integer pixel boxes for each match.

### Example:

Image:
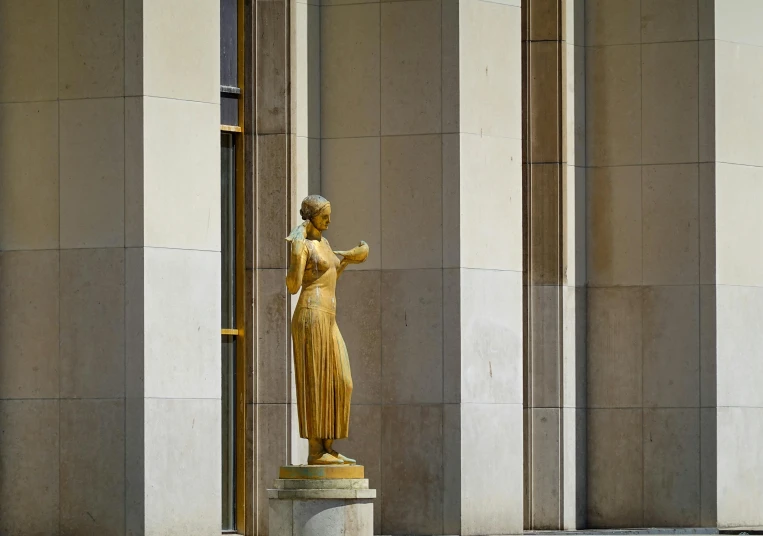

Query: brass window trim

[220,0,246,532]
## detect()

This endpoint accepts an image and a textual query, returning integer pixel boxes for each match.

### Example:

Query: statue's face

[311,204,331,231]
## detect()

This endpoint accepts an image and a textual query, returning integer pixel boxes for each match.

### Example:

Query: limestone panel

[381,0,441,135]
[442,134,461,268]
[562,0,584,46]
[441,0,459,132]
[587,287,642,408]
[59,98,125,249]
[530,284,562,408]
[563,166,586,287]
[290,136,318,230]
[715,163,763,287]
[562,285,586,408]
[698,0,714,40]
[586,166,642,286]
[380,135,442,269]
[443,268,461,403]
[700,285,716,408]
[642,164,700,285]
[640,0,698,43]
[564,45,586,168]
[716,406,763,528]
[381,405,443,535]
[381,269,443,404]
[125,248,145,400]
[586,45,641,167]
[528,42,561,164]
[257,404,289,536]
[308,137,321,195]
[529,164,562,285]
[562,406,586,527]
[443,403,460,533]
[143,398,221,536]
[256,0,289,134]
[0,251,59,399]
[460,0,521,139]
[294,3,321,139]
[141,97,220,251]
[0,101,59,250]
[587,408,643,528]
[257,269,289,404]
[59,0,124,99]
[60,399,125,536]
[715,41,763,168]
[643,408,701,526]
[715,0,763,47]
[642,42,699,165]
[321,4,380,138]
[459,134,522,271]
[699,164,716,285]
[643,286,700,408]
[124,97,145,248]
[699,41,715,163]
[60,248,126,399]
[529,407,561,529]
[460,268,522,404]
[700,407,717,526]
[142,248,220,399]
[584,0,640,46]
[124,0,143,96]
[256,134,290,269]
[331,404,382,533]
[335,270,382,405]
[322,137,381,270]
[716,284,763,408]
[0,400,59,536]
[0,0,58,102]
[528,0,559,41]
[125,396,144,536]
[462,403,523,534]
[142,0,219,103]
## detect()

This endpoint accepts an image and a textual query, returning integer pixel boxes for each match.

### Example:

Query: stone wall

[0,1,222,534]
[584,0,713,527]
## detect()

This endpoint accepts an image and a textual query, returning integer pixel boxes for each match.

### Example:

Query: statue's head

[300,195,331,232]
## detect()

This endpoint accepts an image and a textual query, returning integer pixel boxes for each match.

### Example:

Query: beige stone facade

[1,0,763,535]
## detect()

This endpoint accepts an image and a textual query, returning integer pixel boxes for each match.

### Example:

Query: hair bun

[300,195,330,221]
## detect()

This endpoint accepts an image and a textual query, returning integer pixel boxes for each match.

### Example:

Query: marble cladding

[583,0,718,529]
[317,0,524,533]
[0,1,221,535]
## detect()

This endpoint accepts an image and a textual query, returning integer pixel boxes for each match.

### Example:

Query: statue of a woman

[285,195,369,465]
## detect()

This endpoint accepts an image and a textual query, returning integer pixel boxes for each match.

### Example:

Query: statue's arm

[286,240,308,294]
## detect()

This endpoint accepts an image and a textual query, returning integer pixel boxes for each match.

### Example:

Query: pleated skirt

[291,307,353,439]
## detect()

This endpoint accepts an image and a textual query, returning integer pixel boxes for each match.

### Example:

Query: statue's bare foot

[308,452,344,465]
[328,450,356,465]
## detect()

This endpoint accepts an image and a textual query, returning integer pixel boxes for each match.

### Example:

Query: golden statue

[286,195,369,465]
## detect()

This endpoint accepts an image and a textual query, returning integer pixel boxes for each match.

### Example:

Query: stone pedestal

[268,466,375,536]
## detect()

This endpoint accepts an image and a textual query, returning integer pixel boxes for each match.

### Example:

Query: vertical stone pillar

[0,1,222,535]
[710,0,763,528]
[316,0,524,533]
[244,0,295,533]
[585,0,709,528]
[124,1,222,534]
[446,0,525,533]
[522,0,586,529]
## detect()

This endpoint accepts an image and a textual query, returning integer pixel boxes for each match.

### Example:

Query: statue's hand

[334,241,369,264]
